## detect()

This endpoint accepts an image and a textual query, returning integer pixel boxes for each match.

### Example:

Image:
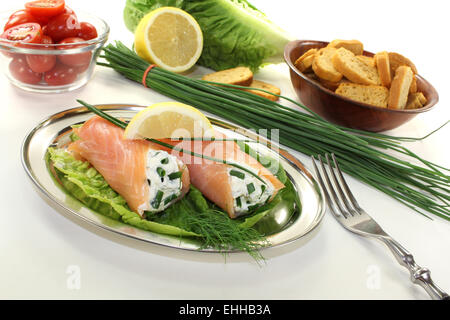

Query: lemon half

[124,102,213,140]
[134,7,203,73]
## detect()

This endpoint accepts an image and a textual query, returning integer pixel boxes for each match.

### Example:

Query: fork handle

[381,237,449,300]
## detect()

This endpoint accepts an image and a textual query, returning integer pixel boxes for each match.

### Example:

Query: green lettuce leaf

[123,0,293,71]
[47,139,299,245]
[48,147,199,237]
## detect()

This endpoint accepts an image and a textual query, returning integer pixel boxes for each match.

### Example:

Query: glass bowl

[0,10,109,93]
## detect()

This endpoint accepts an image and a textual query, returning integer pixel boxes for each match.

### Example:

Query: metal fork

[311,153,449,300]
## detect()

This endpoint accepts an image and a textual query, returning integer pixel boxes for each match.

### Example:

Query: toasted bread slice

[409,76,417,94]
[243,80,281,101]
[356,55,375,67]
[202,67,253,86]
[388,66,414,109]
[336,83,389,108]
[416,91,427,105]
[328,39,364,55]
[312,47,343,82]
[332,47,380,85]
[374,51,392,87]
[405,92,425,109]
[294,48,318,73]
[388,52,418,75]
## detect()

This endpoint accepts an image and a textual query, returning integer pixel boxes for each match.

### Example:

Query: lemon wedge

[134,7,203,73]
[124,102,213,140]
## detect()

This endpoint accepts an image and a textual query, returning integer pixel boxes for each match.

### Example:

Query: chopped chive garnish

[230,170,245,179]
[151,190,164,209]
[261,185,266,196]
[247,204,260,212]
[156,167,166,178]
[161,158,169,164]
[236,197,242,208]
[263,160,272,169]
[164,193,178,205]
[247,183,255,194]
[168,171,182,180]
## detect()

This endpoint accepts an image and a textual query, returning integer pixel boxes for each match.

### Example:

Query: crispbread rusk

[335,83,389,108]
[202,67,253,86]
[312,47,343,82]
[356,55,375,67]
[405,92,427,109]
[416,91,427,105]
[328,39,364,55]
[294,48,318,73]
[388,52,418,75]
[244,80,281,101]
[332,47,380,85]
[374,51,392,87]
[388,66,414,109]
[409,76,417,94]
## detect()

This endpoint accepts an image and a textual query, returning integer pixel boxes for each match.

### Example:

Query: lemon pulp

[134,7,203,73]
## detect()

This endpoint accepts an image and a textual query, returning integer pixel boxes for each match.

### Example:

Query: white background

[1,0,449,300]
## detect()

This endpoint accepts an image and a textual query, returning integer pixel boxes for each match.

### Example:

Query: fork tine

[316,154,350,219]
[311,155,343,219]
[325,154,356,217]
[330,153,363,213]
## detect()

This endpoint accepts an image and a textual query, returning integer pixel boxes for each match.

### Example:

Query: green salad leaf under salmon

[47,128,299,257]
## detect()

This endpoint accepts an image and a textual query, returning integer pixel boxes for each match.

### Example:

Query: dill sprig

[181,209,269,263]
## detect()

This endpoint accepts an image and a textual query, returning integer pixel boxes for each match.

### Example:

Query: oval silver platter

[21,104,325,253]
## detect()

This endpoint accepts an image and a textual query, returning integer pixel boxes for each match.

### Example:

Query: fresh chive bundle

[98,41,450,221]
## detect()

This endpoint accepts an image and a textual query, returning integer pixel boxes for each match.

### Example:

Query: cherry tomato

[75,62,90,74]
[1,23,42,44]
[45,12,79,42]
[26,35,56,73]
[44,62,77,85]
[57,37,91,67]
[9,56,42,84]
[63,6,75,16]
[0,32,18,58]
[25,0,65,18]
[40,34,53,45]
[3,9,48,31]
[76,22,97,40]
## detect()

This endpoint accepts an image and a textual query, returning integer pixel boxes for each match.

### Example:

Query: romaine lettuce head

[123,0,294,71]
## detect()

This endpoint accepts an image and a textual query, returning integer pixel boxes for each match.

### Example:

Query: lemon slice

[124,102,213,140]
[134,7,203,73]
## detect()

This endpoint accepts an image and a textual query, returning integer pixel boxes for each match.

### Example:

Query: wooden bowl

[284,40,439,132]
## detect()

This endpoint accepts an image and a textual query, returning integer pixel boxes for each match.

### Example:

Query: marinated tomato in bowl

[0,0,98,87]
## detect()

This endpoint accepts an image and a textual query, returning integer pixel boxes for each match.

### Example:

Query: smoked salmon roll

[68,116,190,216]
[162,133,285,218]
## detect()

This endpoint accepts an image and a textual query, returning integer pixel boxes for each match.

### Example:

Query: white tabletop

[1,0,449,300]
